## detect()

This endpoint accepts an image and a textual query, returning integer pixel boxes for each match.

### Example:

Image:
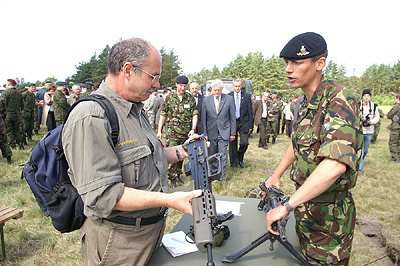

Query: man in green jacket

[387,93,400,162]
[53,81,70,127]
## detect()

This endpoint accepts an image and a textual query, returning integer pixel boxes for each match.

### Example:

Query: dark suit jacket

[201,94,236,141]
[194,93,204,134]
[229,91,253,133]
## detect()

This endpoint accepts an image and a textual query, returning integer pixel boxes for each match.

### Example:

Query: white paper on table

[162,231,198,257]
[216,200,245,216]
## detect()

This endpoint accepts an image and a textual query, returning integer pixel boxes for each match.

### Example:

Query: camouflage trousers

[0,117,12,158]
[389,129,400,161]
[34,105,40,132]
[23,115,34,136]
[5,113,21,147]
[266,121,279,139]
[371,124,381,143]
[166,131,187,180]
[294,192,355,266]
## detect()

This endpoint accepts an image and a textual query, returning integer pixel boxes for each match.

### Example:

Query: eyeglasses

[134,66,161,84]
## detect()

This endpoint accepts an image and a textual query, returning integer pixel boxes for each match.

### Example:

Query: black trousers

[229,118,249,166]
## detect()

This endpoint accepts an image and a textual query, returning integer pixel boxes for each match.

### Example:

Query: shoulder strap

[64,94,119,145]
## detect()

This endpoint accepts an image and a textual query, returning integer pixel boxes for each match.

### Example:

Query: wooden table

[0,207,24,259]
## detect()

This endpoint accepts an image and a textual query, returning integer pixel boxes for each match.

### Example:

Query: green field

[1,109,399,265]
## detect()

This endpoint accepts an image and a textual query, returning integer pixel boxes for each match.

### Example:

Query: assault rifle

[221,182,310,266]
[182,135,234,266]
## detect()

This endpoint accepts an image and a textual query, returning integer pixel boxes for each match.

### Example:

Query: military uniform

[387,102,400,161]
[292,80,362,265]
[371,108,383,143]
[0,96,12,162]
[2,86,24,148]
[22,89,36,140]
[266,96,281,143]
[53,89,70,127]
[160,91,197,180]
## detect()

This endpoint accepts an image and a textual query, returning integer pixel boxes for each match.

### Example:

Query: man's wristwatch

[281,196,294,212]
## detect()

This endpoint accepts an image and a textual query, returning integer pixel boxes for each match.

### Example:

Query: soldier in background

[157,76,198,188]
[387,93,400,162]
[0,95,12,164]
[22,83,36,142]
[53,81,70,127]
[266,91,281,144]
[265,32,362,266]
[371,108,383,144]
[80,81,95,98]
[2,79,24,149]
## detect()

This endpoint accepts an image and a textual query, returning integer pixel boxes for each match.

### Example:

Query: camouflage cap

[280,32,327,60]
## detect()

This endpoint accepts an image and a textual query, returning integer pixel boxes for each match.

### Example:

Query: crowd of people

[0,80,100,164]
[1,33,400,266]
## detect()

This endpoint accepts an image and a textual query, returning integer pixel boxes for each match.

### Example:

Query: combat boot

[28,134,33,142]
[7,156,12,164]
[34,130,38,135]
[19,142,24,150]
[23,137,28,145]
[272,138,276,144]
[266,138,269,143]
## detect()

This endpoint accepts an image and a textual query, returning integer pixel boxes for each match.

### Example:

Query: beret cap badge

[297,46,310,56]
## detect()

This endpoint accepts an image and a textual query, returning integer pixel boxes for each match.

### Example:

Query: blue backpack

[22,94,119,233]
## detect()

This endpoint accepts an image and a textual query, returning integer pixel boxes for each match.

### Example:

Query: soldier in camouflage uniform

[80,81,94,98]
[157,76,198,188]
[387,93,400,162]
[266,90,281,144]
[0,96,12,163]
[265,32,362,266]
[17,84,27,145]
[22,83,37,141]
[2,79,24,149]
[371,108,383,144]
[53,81,70,127]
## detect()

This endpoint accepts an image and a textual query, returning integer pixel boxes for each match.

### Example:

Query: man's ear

[316,57,326,71]
[122,62,135,79]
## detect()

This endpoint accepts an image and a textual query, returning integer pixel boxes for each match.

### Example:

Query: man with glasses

[62,38,202,266]
[157,76,198,188]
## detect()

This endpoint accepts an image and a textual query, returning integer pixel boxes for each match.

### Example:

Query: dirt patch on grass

[357,215,400,265]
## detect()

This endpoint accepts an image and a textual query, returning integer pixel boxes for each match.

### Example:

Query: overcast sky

[1,0,399,85]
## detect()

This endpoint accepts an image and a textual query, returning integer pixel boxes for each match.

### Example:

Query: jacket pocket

[116,145,151,187]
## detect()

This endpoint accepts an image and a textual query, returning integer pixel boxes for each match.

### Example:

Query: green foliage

[159,47,182,88]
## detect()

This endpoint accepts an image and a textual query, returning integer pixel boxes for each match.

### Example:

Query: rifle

[182,135,234,266]
[221,182,310,266]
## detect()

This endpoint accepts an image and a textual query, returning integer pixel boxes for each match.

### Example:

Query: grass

[1,109,399,265]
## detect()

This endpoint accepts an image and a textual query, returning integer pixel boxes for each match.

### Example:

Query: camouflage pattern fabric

[19,112,26,142]
[387,103,400,161]
[266,98,281,139]
[80,90,92,98]
[0,97,12,158]
[266,121,278,140]
[22,91,35,136]
[371,108,383,143]
[160,92,198,135]
[2,87,24,146]
[33,103,40,132]
[166,131,187,179]
[291,80,362,265]
[53,89,70,127]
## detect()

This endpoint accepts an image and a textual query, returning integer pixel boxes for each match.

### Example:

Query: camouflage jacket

[0,96,5,119]
[2,87,24,114]
[267,98,281,121]
[161,92,198,135]
[291,80,362,192]
[387,103,400,130]
[53,89,70,122]
[22,91,36,118]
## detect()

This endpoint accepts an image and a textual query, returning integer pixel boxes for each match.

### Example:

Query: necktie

[216,97,220,113]
[235,93,240,119]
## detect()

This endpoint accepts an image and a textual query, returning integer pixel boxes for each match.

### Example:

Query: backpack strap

[64,94,119,145]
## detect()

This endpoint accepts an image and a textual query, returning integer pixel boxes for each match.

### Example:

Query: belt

[312,190,349,203]
[105,207,169,226]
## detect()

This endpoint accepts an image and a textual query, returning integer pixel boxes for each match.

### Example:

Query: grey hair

[234,78,242,84]
[107,38,151,76]
[263,92,269,97]
[211,79,223,88]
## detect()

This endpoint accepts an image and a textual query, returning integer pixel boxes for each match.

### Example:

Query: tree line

[29,44,400,106]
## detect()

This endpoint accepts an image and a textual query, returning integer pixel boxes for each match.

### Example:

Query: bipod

[221,230,310,265]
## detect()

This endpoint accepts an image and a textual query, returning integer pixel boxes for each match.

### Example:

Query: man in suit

[229,79,253,168]
[201,79,236,182]
[154,87,172,132]
[190,82,204,135]
[253,92,269,149]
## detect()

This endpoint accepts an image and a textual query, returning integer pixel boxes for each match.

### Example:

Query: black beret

[280,32,327,60]
[362,89,371,96]
[175,76,189,84]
